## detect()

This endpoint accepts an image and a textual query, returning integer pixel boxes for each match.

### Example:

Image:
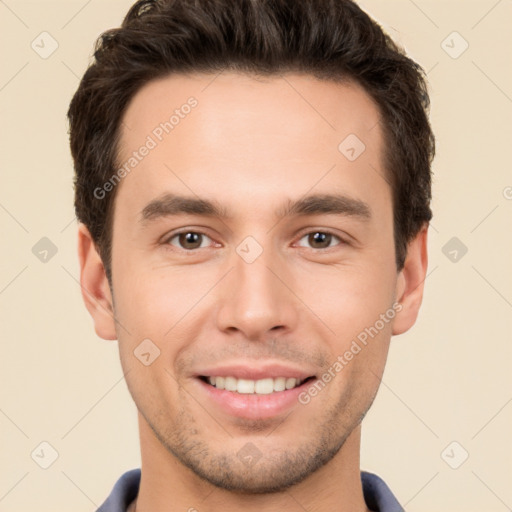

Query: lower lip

[195,377,316,420]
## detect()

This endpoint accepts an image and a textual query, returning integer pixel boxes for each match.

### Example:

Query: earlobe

[77,223,117,340]
[392,224,429,336]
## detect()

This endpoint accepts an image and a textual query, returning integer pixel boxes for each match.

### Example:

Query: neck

[132,412,370,512]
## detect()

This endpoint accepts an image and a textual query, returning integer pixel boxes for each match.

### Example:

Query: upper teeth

[207,376,303,394]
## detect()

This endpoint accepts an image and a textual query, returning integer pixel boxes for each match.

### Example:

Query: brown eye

[297,231,342,249]
[168,231,210,250]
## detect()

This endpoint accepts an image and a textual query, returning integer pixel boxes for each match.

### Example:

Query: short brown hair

[67,0,435,283]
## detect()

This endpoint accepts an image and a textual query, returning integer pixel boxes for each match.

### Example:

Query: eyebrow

[140,192,372,224]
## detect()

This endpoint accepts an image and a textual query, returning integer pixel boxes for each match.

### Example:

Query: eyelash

[163,229,347,252]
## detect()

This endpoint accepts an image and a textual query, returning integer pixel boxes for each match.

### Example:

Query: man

[67,0,434,510]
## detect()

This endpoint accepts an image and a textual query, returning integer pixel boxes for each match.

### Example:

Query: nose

[215,241,300,341]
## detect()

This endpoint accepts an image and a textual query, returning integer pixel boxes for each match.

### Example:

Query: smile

[195,374,319,420]
[200,375,315,394]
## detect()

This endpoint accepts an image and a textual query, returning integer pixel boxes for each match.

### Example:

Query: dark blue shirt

[96,468,404,512]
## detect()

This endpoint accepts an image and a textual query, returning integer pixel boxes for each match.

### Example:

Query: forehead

[115,71,388,220]
[119,71,382,151]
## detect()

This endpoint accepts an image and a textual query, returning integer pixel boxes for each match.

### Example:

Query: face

[80,72,427,493]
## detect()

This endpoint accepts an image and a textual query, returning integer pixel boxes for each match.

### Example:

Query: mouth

[198,375,316,395]
[194,372,319,420]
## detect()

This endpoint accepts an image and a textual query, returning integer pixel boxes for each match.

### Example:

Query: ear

[392,224,429,336]
[77,223,117,340]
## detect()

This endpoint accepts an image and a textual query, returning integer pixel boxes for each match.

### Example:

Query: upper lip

[194,362,317,381]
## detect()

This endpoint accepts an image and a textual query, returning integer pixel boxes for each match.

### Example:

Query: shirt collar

[96,468,404,512]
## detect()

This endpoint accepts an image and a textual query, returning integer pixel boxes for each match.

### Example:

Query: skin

[78,72,428,512]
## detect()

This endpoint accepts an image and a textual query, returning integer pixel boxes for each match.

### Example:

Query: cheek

[113,259,205,331]
[121,354,181,429]
[311,265,396,332]
[113,272,189,405]
[306,263,396,393]
[112,264,215,384]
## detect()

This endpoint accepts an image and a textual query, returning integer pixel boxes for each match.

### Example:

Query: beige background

[1,0,511,511]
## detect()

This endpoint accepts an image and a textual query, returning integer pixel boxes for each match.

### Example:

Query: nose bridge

[216,236,298,339]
